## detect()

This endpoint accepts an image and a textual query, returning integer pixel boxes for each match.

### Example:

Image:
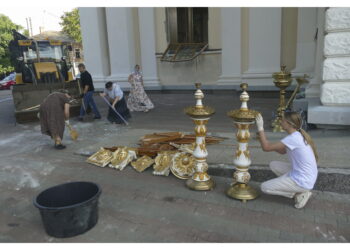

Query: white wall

[79,7,110,83]
[157,52,221,86]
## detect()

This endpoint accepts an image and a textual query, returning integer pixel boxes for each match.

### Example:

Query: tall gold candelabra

[271,66,293,132]
[184,83,215,191]
[271,66,309,132]
[226,83,259,202]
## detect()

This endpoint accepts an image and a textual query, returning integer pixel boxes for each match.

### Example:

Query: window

[75,48,81,59]
[162,8,208,62]
[166,7,208,43]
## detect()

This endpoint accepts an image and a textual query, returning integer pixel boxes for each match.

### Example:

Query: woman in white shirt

[255,111,318,209]
[100,81,131,124]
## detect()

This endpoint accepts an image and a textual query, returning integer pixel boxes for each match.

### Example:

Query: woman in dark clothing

[100,81,130,124]
[39,89,71,149]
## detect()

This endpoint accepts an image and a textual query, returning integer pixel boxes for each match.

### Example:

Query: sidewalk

[0,91,349,242]
[0,156,349,242]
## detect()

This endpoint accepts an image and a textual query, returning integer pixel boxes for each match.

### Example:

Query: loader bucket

[12,81,81,123]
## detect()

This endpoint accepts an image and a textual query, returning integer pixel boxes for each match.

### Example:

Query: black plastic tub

[33,181,101,238]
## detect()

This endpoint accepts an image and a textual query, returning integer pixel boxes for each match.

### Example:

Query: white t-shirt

[104,83,123,100]
[281,131,318,190]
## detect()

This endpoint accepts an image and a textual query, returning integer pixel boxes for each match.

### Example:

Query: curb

[208,164,350,194]
[75,151,350,194]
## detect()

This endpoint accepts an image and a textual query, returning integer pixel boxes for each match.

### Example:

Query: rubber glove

[255,113,264,132]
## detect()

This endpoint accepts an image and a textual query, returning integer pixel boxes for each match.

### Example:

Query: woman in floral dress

[127,65,154,112]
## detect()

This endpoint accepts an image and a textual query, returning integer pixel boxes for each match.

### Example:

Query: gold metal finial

[195,82,201,89]
[240,83,248,91]
[227,83,257,122]
[184,83,215,118]
[281,65,286,72]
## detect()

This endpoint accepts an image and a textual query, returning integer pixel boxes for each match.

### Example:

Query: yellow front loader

[9,30,81,123]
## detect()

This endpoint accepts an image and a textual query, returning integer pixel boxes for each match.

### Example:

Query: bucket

[34,181,101,238]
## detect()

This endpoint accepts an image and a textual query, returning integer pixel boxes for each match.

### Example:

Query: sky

[0,6,75,36]
[0,0,345,37]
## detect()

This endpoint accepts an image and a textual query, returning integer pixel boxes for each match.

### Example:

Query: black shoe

[77,117,84,122]
[94,116,101,119]
[54,144,66,150]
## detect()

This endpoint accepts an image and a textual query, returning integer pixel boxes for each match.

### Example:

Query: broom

[65,122,79,141]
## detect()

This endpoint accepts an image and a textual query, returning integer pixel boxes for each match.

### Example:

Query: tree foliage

[0,14,23,75]
[60,8,81,43]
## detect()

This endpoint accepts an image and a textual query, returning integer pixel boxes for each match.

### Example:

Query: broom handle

[66,123,72,130]
[21,104,40,111]
[101,96,129,125]
[77,79,87,112]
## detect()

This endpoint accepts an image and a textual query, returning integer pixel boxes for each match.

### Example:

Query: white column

[105,7,135,88]
[138,8,161,87]
[293,8,317,74]
[305,8,325,98]
[79,8,110,87]
[243,8,282,86]
[321,8,350,106]
[217,8,241,86]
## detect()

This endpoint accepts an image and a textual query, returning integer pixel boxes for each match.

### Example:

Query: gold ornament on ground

[131,155,155,173]
[86,148,113,167]
[153,151,175,176]
[109,147,137,170]
[170,152,196,179]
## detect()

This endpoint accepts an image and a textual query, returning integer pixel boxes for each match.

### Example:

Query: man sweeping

[39,89,74,149]
[100,81,131,124]
[77,63,101,121]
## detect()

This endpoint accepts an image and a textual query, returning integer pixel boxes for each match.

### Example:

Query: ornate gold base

[226,183,258,202]
[272,118,285,132]
[273,124,285,132]
[186,178,215,191]
[271,118,277,127]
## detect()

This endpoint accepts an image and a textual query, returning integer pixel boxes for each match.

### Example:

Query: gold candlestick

[227,83,258,202]
[184,83,215,191]
[272,66,293,132]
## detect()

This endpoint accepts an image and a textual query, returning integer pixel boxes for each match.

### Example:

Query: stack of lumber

[137,132,225,157]
[103,132,225,157]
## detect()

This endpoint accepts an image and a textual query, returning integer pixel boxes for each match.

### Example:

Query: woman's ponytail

[284,112,319,163]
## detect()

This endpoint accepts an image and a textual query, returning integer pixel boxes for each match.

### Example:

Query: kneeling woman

[100,81,131,124]
[40,89,71,149]
[255,112,318,209]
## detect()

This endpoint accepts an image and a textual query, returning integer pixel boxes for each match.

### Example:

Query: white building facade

[79,7,350,125]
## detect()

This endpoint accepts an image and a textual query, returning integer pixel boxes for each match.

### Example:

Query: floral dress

[127,72,154,112]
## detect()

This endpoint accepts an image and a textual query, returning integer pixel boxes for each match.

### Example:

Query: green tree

[23,29,30,37]
[0,14,23,75]
[60,8,81,43]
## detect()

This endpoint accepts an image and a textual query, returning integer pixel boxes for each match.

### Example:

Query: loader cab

[14,38,73,84]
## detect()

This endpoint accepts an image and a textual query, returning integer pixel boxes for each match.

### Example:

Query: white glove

[65,120,70,126]
[255,113,264,132]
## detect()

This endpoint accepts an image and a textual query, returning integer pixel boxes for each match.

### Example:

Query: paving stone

[1,91,350,242]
